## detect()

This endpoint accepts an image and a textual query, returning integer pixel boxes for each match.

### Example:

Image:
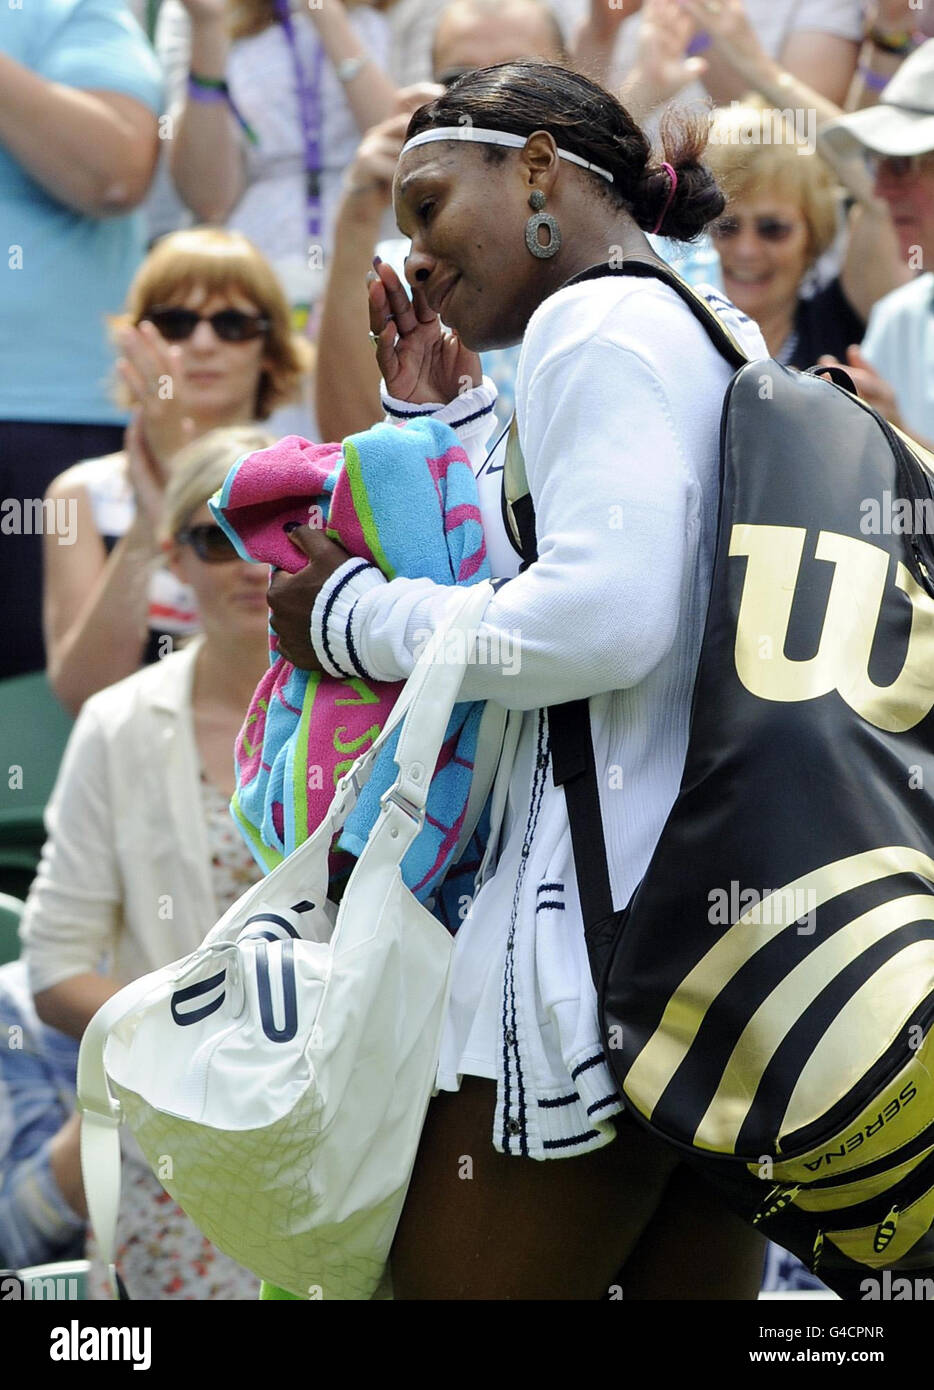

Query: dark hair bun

[632,114,726,241]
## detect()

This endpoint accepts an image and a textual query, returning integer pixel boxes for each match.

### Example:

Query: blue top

[0,0,163,425]
[0,961,82,1269]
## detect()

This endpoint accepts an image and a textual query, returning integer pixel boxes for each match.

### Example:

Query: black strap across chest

[506,257,746,946]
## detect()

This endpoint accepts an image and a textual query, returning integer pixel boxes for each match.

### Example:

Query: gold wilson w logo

[729,525,934,733]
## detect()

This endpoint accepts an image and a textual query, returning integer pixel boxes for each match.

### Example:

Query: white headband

[399,126,615,184]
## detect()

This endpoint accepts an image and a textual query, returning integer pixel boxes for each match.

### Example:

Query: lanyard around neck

[275,0,324,242]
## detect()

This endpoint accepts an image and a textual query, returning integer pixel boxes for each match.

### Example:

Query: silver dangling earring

[525,189,561,259]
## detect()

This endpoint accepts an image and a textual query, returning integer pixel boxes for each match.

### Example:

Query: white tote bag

[77,581,501,1300]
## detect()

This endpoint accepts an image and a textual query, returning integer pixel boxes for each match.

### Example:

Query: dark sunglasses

[711,215,798,243]
[142,306,271,343]
[175,524,241,564]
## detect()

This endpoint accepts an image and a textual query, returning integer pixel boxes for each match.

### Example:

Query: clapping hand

[124,411,170,537]
[678,0,765,73]
[116,320,197,470]
[343,111,419,214]
[626,0,708,108]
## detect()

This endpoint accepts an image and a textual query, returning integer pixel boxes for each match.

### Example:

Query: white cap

[822,39,934,159]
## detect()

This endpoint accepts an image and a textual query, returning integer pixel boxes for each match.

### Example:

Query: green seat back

[0,672,72,894]
[0,891,24,965]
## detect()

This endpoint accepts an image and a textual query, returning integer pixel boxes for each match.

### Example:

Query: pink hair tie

[651,162,678,236]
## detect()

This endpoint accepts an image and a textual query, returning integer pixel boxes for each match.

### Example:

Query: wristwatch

[336,55,368,84]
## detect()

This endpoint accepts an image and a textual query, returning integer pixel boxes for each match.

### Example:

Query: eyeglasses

[710,215,799,243]
[175,524,241,564]
[864,151,934,182]
[142,306,271,343]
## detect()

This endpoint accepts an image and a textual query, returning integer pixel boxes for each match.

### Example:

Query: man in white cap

[820,40,934,447]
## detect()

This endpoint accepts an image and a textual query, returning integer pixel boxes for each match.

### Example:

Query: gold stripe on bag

[762,1028,934,1185]
[624,846,934,1122]
[779,939,934,1139]
[692,895,934,1152]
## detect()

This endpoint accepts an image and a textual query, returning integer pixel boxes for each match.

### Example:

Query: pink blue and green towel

[209,416,490,915]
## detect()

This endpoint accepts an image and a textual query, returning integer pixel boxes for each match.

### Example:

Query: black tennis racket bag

[508,258,934,1299]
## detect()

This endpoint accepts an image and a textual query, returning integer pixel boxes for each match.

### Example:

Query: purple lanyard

[275,0,324,242]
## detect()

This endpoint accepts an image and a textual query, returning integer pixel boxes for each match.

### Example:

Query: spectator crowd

[2,0,934,1300]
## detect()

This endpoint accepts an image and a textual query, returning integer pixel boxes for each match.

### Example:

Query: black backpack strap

[549,699,616,943]
[504,418,616,946]
[511,495,537,573]
[512,256,748,950]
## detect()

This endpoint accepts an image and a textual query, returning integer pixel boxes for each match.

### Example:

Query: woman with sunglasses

[701,97,871,367]
[22,425,274,1298]
[42,227,309,715]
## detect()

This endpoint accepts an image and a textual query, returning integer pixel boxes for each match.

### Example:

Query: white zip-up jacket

[318,274,768,1158]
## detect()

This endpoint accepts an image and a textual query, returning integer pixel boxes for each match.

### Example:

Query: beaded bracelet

[187,72,259,146]
[187,76,226,102]
[866,26,918,56]
[188,72,227,96]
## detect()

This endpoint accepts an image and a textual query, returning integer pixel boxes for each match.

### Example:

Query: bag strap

[78,966,186,1298]
[547,699,616,950]
[473,708,522,891]
[519,258,747,959]
[383,580,495,823]
[451,700,509,867]
[260,579,498,876]
[502,257,749,553]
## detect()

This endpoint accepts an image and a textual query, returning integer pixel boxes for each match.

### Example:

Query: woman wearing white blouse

[267,62,770,1298]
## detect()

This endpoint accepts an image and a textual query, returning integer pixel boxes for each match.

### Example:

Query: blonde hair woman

[704,97,863,365]
[23,425,274,1298]
[43,228,308,715]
